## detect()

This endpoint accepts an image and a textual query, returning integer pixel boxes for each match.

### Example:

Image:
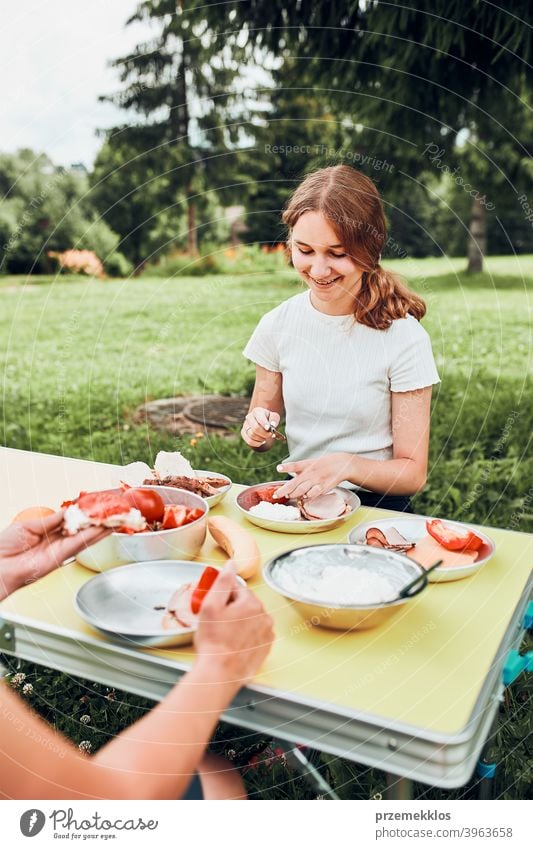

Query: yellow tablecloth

[1,447,531,736]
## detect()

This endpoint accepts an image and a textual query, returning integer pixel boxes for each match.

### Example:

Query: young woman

[241,165,440,512]
[0,512,274,799]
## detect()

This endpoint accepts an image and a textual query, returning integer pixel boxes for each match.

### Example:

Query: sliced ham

[409,535,479,569]
[366,537,386,548]
[161,583,198,629]
[366,527,389,545]
[384,527,413,547]
[299,490,347,520]
[364,526,415,552]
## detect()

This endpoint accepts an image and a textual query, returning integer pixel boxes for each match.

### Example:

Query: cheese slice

[154,451,195,479]
[409,535,478,569]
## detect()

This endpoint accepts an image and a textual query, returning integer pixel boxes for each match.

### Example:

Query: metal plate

[74,560,212,648]
[236,482,361,534]
[348,517,495,582]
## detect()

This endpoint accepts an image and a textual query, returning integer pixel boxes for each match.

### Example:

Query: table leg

[280,744,340,800]
[384,773,413,800]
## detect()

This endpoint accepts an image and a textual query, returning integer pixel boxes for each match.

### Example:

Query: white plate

[348,517,495,582]
[236,481,361,534]
[194,470,232,507]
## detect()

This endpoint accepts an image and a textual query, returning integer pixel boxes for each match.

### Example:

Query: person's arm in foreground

[0,568,274,799]
[274,387,433,499]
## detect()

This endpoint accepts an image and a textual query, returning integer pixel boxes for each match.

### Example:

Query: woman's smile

[306,272,343,289]
[291,211,365,315]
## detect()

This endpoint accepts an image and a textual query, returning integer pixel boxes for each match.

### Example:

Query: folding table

[1,448,531,799]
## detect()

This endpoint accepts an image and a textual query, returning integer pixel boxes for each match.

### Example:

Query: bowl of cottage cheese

[263,543,428,630]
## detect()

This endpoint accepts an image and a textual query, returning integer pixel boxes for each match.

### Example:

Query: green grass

[1,255,532,799]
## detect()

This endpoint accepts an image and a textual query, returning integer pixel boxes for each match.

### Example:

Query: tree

[242,63,345,245]
[206,0,533,270]
[0,149,125,275]
[89,133,184,270]
[99,0,260,259]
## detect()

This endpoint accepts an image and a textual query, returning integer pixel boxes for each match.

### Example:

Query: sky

[1,0,155,167]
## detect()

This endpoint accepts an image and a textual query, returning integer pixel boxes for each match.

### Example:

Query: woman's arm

[275,387,432,498]
[241,365,284,451]
[0,570,274,800]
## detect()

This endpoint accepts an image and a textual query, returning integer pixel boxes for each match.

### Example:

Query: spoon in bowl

[398,559,443,599]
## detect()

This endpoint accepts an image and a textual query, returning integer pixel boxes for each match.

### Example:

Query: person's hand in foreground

[0,511,111,600]
[0,561,275,800]
[194,563,275,687]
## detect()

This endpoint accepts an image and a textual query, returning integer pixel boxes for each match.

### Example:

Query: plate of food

[236,481,361,534]
[348,516,495,582]
[115,451,232,507]
[62,485,208,571]
[74,560,244,648]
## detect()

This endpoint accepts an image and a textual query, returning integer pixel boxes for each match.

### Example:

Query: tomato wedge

[255,485,290,505]
[161,505,204,529]
[426,519,483,552]
[161,505,189,529]
[190,566,220,614]
[122,488,165,523]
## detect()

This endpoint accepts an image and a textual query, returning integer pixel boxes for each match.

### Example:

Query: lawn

[1,255,532,799]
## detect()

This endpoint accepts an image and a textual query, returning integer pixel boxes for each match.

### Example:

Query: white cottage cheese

[248,501,302,521]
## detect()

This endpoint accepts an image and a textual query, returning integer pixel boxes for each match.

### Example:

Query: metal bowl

[236,482,361,534]
[263,543,428,630]
[348,517,495,582]
[76,486,208,572]
[75,560,244,648]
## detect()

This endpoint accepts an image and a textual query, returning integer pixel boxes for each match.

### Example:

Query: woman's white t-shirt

[243,290,440,466]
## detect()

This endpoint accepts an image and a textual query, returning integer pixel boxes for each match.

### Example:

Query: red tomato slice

[184,507,204,524]
[190,566,220,614]
[426,519,483,552]
[255,485,290,505]
[161,504,189,529]
[122,488,165,523]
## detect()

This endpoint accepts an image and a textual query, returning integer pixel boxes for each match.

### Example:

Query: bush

[145,252,220,278]
[143,244,295,278]
[104,251,133,278]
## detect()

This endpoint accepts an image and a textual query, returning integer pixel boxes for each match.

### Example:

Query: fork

[266,416,287,442]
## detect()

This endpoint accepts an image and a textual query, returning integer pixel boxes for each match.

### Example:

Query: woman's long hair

[282,165,426,330]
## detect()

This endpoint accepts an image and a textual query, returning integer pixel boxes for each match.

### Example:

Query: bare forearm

[1,662,235,800]
[0,561,29,599]
[346,455,426,495]
[93,659,240,798]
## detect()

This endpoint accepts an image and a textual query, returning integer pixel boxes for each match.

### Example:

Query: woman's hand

[274,453,353,500]
[194,567,274,688]
[241,406,280,450]
[0,511,111,600]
